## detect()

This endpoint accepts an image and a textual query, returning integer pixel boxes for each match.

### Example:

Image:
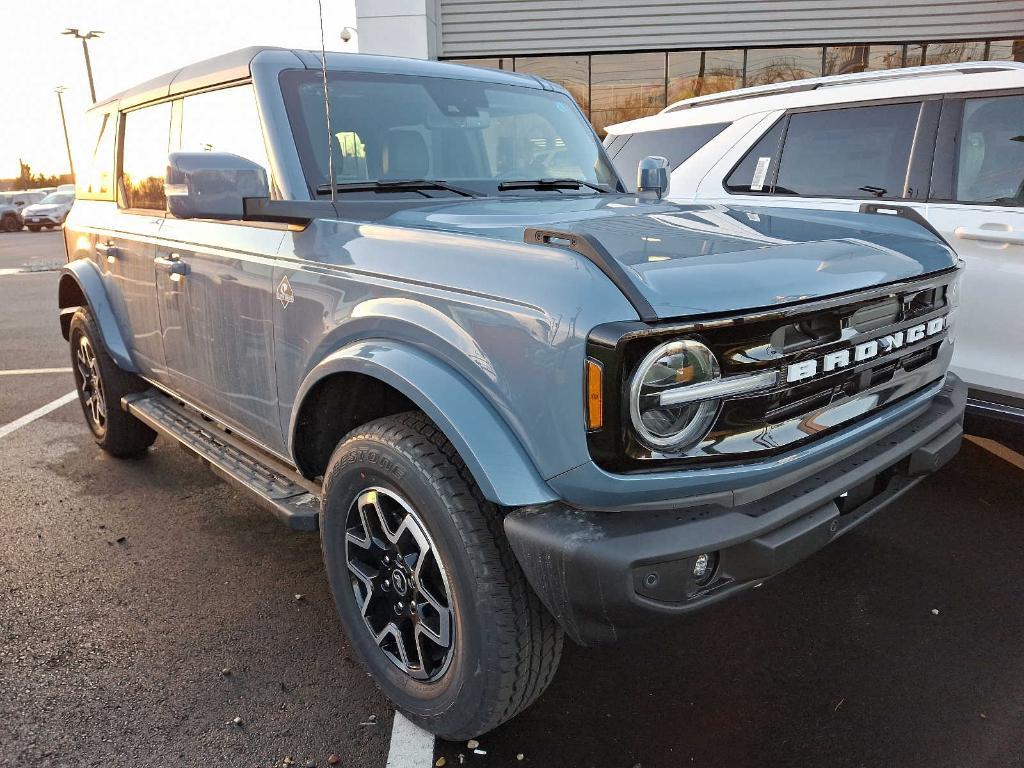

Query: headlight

[629,339,721,451]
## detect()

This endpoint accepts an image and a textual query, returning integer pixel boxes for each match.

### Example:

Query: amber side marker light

[585,358,604,430]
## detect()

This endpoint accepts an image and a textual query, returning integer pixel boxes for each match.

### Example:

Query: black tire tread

[332,411,563,736]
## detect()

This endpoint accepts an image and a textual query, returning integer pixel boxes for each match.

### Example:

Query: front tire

[69,308,156,457]
[1,214,18,232]
[321,412,563,739]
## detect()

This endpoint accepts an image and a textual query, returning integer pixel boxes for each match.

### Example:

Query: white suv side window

[956,94,1024,206]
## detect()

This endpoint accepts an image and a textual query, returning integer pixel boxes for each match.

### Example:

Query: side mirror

[637,155,670,200]
[165,152,269,220]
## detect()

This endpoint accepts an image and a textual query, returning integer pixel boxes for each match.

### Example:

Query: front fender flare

[290,340,558,507]
[58,261,137,373]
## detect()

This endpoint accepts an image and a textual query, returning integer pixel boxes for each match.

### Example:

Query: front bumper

[24,214,63,226]
[505,374,966,645]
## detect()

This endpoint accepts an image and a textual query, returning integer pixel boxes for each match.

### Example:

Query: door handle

[155,253,190,281]
[95,240,118,263]
[954,225,1024,246]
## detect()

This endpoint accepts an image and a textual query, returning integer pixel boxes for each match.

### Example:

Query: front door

[155,219,286,450]
[153,83,287,453]
[925,91,1024,401]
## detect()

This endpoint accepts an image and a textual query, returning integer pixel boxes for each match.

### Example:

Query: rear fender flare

[58,261,137,373]
[290,340,557,507]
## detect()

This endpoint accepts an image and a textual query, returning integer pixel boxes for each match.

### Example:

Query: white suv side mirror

[637,156,670,200]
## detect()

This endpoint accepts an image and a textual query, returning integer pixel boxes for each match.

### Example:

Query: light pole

[61,28,103,103]
[55,86,75,178]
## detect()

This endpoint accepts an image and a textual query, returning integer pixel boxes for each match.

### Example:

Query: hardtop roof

[91,46,550,113]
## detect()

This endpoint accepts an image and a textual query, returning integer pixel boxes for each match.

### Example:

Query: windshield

[281,70,621,196]
[40,192,74,205]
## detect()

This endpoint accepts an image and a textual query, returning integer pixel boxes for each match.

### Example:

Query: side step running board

[122,391,320,531]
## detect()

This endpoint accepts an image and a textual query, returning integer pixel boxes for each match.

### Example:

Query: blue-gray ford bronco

[59,47,967,738]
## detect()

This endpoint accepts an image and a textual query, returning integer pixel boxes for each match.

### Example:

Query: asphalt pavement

[1,230,1022,768]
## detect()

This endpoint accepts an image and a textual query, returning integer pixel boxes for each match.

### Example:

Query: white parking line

[385,712,435,768]
[0,367,73,376]
[0,391,78,440]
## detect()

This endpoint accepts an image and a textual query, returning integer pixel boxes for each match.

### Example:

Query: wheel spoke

[344,486,455,682]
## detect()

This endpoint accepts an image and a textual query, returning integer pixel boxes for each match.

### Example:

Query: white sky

[0,0,357,179]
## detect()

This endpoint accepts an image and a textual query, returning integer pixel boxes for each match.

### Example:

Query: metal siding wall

[439,0,1024,57]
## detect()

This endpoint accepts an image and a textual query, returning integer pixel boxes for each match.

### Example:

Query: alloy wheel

[345,487,455,682]
[75,334,106,432]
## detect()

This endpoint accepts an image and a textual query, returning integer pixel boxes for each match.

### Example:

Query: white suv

[605,61,1024,424]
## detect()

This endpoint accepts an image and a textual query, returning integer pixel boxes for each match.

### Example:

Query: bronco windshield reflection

[280,69,622,197]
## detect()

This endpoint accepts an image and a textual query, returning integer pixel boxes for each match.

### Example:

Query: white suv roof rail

[661,60,1024,114]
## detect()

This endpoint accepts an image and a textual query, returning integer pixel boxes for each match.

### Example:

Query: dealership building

[354,0,1024,131]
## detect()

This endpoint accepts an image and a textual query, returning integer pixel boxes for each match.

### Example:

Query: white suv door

[926,91,1024,408]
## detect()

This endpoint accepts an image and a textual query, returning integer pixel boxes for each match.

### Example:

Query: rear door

[101,102,171,382]
[156,84,286,452]
[926,91,1024,401]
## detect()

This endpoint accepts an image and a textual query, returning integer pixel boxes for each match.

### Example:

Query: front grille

[586,269,958,472]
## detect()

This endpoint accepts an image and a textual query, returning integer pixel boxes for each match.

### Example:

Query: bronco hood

[385,197,958,320]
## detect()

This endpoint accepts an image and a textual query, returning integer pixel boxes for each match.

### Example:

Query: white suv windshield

[282,70,620,196]
[40,193,74,205]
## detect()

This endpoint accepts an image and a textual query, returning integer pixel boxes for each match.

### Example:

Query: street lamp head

[55,85,68,94]
[62,28,104,39]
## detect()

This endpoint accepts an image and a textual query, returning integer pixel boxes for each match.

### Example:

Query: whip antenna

[317,0,336,203]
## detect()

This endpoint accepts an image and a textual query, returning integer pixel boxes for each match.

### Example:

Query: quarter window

[120,103,172,211]
[955,94,1024,206]
[77,112,115,198]
[725,117,787,193]
[773,103,920,198]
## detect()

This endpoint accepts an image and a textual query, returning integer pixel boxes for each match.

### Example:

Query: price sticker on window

[750,156,771,191]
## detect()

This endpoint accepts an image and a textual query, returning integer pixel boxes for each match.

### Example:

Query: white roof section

[606,61,1024,136]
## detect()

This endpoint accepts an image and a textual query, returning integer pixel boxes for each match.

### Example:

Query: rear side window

[610,123,728,191]
[77,112,115,199]
[120,103,172,211]
[775,103,920,198]
[955,94,1024,205]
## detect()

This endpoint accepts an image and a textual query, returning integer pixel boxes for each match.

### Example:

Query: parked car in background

[60,47,965,739]
[56,184,76,194]
[604,61,1024,425]
[35,187,57,196]
[0,191,46,232]
[23,191,75,231]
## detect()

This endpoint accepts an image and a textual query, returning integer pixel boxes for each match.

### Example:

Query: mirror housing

[637,155,670,200]
[165,152,269,220]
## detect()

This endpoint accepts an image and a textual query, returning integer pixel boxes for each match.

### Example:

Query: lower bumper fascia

[504,376,966,646]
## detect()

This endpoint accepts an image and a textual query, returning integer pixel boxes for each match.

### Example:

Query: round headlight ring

[629,339,722,453]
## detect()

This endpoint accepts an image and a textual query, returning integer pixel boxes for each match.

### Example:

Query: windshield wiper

[497,178,616,193]
[316,179,480,198]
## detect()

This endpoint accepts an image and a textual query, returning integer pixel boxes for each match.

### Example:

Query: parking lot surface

[2,231,1023,767]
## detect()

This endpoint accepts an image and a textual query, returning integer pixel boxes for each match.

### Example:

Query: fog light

[693,553,710,579]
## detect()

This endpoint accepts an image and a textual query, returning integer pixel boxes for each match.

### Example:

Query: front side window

[282,70,619,196]
[773,103,920,198]
[725,117,787,194]
[120,103,172,210]
[955,94,1024,206]
[609,123,729,191]
[178,85,272,181]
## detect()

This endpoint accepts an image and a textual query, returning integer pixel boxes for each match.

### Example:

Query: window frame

[929,87,1024,207]
[722,94,941,202]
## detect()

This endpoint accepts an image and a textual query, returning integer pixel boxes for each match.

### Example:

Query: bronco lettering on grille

[786,316,946,383]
